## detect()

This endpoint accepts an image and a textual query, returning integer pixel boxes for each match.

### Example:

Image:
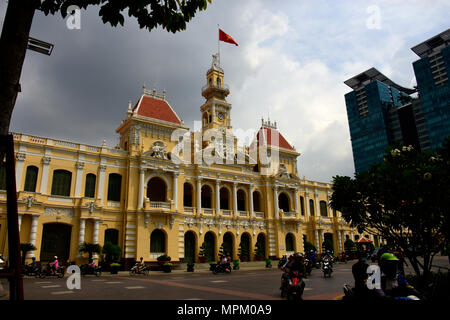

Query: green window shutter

[309,199,315,216]
[84,173,96,198]
[107,173,122,202]
[24,166,38,192]
[51,170,72,196]
[150,230,165,253]
[320,201,328,217]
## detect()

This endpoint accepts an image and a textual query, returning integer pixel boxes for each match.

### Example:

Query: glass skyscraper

[344,68,416,173]
[411,28,450,151]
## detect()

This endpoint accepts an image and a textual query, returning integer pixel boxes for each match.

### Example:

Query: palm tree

[20,243,36,265]
[79,242,101,259]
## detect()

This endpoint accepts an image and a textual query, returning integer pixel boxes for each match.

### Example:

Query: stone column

[197,178,202,214]
[173,172,178,211]
[215,180,220,215]
[18,214,23,232]
[39,157,51,194]
[93,220,100,259]
[74,161,85,197]
[233,182,238,215]
[293,188,299,216]
[78,218,86,257]
[314,230,319,252]
[27,215,39,258]
[314,193,320,218]
[97,165,106,203]
[138,168,145,209]
[15,153,26,189]
[305,188,311,218]
[273,186,279,218]
[249,184,254,217]
[338,230,342,252]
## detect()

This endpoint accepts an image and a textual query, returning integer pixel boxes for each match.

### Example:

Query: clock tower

[200,53,232,133]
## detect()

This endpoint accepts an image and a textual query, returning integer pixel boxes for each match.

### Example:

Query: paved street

[22,262,355,300]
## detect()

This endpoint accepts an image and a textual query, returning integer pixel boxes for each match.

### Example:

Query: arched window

[84,173,96,198]
[220,187,230,210]
[104,229,119,245]
[237,189,246,211]
[107,173,122,202]
[201,185,212,208]
[51,169,72,196]
[147,177,166,201]
[24,166,39,192]
[150,229,166,254]
[320,201,328,217]
[253,191,261,212]
[216,77,221,87]
[183,183,193,207]
[286,233,295,252]
[309,199,315,216]
[300,196,305,216]
[278,193,290,212]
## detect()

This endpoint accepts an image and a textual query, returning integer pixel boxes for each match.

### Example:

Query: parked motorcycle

[213,262,232,274]
[342,283,421,301]
[80,264,102,277]
[39,264,65,278]
[322,259,333,278]
[281,271,305,301]
[129,263,149,276]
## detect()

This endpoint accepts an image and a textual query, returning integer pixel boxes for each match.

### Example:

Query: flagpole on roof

[217,24,220,66]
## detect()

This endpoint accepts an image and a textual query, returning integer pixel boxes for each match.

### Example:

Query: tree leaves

[38,0,211,32]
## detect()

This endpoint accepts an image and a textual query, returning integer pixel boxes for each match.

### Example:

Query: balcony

[150,201,171,209]
[201,83,230,98]
[184,207,195,213]
[238,211,248,217]
[221,210,232,216]
[254,212,264,218]
[203,208,214,215]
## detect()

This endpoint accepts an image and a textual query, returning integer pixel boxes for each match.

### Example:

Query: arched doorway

[239,233,251,261]
[203,232,216,262]
[222,232,234,257]
[279,193,290,212]
[150,229,166,258]
[40,223,72,262]
[147,177,167,201]
[323,233,334,252]
[255,233,266,260]
[285,233,295,254]
[184,231,196,263]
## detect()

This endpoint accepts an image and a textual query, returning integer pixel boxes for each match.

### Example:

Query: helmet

[54,256,58,259]
[379,253,399,262]
[32,256,36,260]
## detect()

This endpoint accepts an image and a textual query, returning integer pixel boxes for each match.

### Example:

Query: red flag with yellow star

[219,29,238,46]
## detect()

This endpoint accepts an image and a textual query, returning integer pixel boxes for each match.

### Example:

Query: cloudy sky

[2,0,449,183]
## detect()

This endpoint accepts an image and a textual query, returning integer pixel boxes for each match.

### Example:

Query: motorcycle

[304,258,313,276]
[129,263,149,276]
[342,283,421,301]
[22,263,41,277]
[281,271,305,301]
[39,263,65,278]
[213,262,231,274]
[278,256,287,269]
[80,264,102,277]
[322,259,333,278]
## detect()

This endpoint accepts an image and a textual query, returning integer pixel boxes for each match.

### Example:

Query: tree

[304,241,316,253]
[330,142,449,288]
[101,241,121,262]
[20,243,36,265]
[0,0,212,136]
[79,242,101,259]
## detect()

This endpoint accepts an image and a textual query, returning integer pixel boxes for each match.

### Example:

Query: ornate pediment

[143,141,170,160]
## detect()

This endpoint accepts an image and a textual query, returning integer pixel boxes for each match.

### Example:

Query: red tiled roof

[133,95,182,125]
[256,127,294,150]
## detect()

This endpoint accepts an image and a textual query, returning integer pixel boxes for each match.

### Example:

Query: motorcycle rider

[49,256,59,274]
[88,258,96,270]
[352,254,369,297]
[280,253,306,295]
[137,257,145,273]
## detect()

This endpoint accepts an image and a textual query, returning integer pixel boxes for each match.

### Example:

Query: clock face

[218,112,225,120]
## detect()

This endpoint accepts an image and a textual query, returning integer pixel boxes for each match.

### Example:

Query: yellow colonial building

[0,56,371,266]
